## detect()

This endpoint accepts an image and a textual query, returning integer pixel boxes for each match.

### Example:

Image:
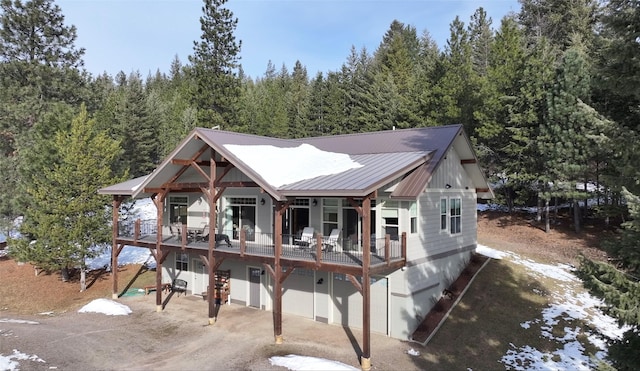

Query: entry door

[248,267,261,308]
[192,259,207,295]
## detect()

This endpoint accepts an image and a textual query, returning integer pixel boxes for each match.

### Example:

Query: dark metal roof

[278,151,430,197]
[99,124,493,200]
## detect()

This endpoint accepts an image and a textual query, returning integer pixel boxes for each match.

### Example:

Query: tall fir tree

[12,105,126,290]
[539,42,594,233]
[577,188,640,371]
[0,0,87,221]
[189,0,241,129]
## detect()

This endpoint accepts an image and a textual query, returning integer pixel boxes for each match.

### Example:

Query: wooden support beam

[111,196,124,299]
[273,200,286,344]
[153,192,167,312]
[208,150,218,324]
[460,159,477,164]
[476,188,491,193]
[361,195,372,367]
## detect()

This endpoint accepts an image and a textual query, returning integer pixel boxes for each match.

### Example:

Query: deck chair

[171,278,188,297]
[323,228,341,252]
[294,227,314,247]
[195,224,209,242]
[169,224,179,239]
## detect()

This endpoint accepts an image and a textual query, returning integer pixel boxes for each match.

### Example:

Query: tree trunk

[80,268,86,292]
[545,198,550,233]
[61,267,70,282]
[573,199,581,234]
[537,195,543,222]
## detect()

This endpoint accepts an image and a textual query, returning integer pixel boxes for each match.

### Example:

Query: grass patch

[0,258,156,315]
[411,259,555,370]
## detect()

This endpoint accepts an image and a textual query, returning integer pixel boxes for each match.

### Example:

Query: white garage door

[282,268,315,319]
[331,274,388,335]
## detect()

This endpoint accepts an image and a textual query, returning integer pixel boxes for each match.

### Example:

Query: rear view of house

[99,124,492,368]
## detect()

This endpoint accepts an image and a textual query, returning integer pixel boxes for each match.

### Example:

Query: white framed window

[169,196,188,225]
[381,200,399,240]
[175,252,188,271]
[450,198,461,234]
[409,201,418,234]
[440,198,447,231]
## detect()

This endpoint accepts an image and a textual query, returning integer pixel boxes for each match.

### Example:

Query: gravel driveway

[1,294,422,370]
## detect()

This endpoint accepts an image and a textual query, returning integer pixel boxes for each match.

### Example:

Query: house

[99,124,492,369]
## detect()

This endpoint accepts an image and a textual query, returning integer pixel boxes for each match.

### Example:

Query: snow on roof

[224,143,363,188]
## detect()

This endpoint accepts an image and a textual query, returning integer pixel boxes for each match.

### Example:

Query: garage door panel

[331,274,388,335]
[282,269,314,318]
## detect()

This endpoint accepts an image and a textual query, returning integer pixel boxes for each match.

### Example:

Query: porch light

[312,199,318,206]
[260,198,265,205]
[445,184,452,189]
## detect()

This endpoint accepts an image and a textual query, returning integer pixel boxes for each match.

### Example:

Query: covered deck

[116,219,406,276]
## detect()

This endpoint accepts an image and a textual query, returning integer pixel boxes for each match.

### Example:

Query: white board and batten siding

[386,146,478,339]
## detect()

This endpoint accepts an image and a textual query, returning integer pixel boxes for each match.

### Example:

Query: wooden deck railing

[116,219,405,268]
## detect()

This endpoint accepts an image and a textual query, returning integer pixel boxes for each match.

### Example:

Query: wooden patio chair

[294,227,314,248]
[323,228,341,252]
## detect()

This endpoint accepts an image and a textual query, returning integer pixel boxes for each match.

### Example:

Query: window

[227,197,256,241]
[440,198,447,231]
[409,202,418,234]
[322,201,338,237]
[169,196,188,225]
[382,200,399,240]
[175,252,188,271]
[450,198,461,234]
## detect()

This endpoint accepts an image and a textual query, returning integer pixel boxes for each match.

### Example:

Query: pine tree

[1,0,87,221]
[287,60,310,138]
[577,188,640,370]
[539,42,594,233]
[12,105,126,290]
[189,0,241,129]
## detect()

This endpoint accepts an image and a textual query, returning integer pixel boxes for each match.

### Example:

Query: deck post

[208,153,217,324]
[111,196,123,299]
[361,196,372,371]
[154,192,166,312]
[274,200,284,344]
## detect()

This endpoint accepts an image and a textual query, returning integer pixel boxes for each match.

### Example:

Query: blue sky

[57,0,520,79]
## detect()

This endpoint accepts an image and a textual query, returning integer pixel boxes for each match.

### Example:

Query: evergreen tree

[577,188,640,371]
[189,0,241,129]
[12,105,125,290]
[539,42,594,233]
[475,15,524,194]
[518,0,598,50]
[0,0,87,220]
[287,60,310,138]
[372,20,421,129]
[503,38,555,212]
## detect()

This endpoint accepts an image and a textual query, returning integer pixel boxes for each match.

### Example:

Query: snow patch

[225,143,363,187]
[269,354,359,371]
[78,299,132,316]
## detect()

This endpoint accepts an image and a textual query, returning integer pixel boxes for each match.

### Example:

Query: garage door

[331,274,388,335]
[282,268,315,319]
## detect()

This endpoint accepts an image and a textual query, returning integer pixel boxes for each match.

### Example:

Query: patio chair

[195,224,209,242]
[169,224,179,239]
[294,227,314,248]
[323,228,341,252]
[171,278,188,297]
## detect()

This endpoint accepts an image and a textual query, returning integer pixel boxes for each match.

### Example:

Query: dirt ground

[0,210,611,370]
